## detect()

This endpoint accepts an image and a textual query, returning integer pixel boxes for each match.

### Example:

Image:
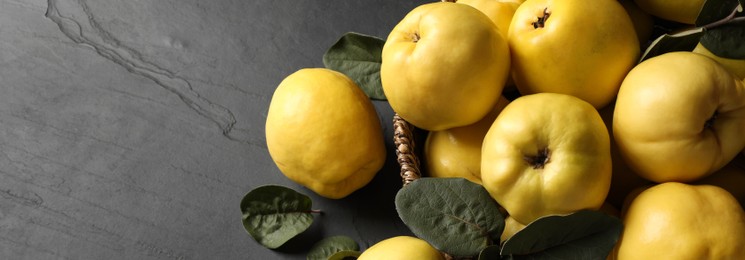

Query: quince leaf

[640,28,703,62]
[240,185,314,249]
[323,32,387,100]
[700,19,745,59]
[395,178,505,258]
[695,0,740,26]
[500,210,623,259]
[307,235,359,260]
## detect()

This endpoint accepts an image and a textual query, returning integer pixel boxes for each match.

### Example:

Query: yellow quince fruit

[613,52,745,183]
[508,0,639,109]
[481,93,612,224]
[614,182,745,259]
[358,236,444,260]
[265,68,386,199]
[381,2,510,131]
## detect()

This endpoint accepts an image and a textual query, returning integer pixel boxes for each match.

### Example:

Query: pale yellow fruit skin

[633,0,705,24]
[424,96,510,184]
[265,68,386,199]
[508,0,639,109]
[358,236,444,260]
[614,182,745,259]
[613,52,745,183]
[693,42,745,80]
[457,0,521,38]
[381,2,510,131]
[481,93,612,224]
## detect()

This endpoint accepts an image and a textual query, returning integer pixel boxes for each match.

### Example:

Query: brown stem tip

[533,8,551,29]
[524,147,551,169]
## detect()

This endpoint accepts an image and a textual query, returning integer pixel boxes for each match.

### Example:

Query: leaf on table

[240,185,314,249]
[695,0,740,26]
[395,178,505,257]
[700,20,745,59]
[307,235,360,260]
[323,32,387,100]
[640,28,704,62]
[500,210,623,259]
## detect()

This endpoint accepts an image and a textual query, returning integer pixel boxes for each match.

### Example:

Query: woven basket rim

[392,114,422,186]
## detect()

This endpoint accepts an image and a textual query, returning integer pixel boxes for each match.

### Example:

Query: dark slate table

[1,0,432,258]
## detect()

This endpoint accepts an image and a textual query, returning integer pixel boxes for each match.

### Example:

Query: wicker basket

[393,114,423,187]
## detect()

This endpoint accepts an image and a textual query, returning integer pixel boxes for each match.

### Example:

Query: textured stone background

[0,0,430,258]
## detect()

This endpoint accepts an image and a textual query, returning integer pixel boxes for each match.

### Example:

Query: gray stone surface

[0,0,431,258]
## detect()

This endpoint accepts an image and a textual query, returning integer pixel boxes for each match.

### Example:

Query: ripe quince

[265,68,386,199]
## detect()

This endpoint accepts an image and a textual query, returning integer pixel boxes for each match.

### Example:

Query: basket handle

[393,114,422,186]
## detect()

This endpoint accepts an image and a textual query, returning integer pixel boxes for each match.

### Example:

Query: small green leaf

[395,178,505,257]
[640,28,704,62]
[500,210,623,259]
[328,250,362,260]
[700,20,745,59]
[323,32,386,100]
[478,245,503,260]
[307,236,360,260]
[240,185,314,249]
[695,0,740,26]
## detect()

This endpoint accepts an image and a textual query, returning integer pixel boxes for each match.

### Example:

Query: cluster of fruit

[264,0,745,258]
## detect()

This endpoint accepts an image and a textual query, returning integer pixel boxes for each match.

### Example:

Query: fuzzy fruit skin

[508,0,639,109]
[424,96,510,184]
[613,52,745,183]
[265,68,386,199]
[481,93,612,224]
[614,182,745,259]
[633,0,705,24]
[358,236,444,260]
[693,42,745,80]
[381,2,510,131]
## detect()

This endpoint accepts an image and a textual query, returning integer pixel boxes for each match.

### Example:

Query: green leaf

[478,245,503,260]
[700,20,745,59]
[695,0,740,26]
[323,32,387,100]
[395,178,505,257]
[640,28,704,62]
[500,210,623,259]
[328,250,362,260]
[307,236,360,260]
[240,185,314,249]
